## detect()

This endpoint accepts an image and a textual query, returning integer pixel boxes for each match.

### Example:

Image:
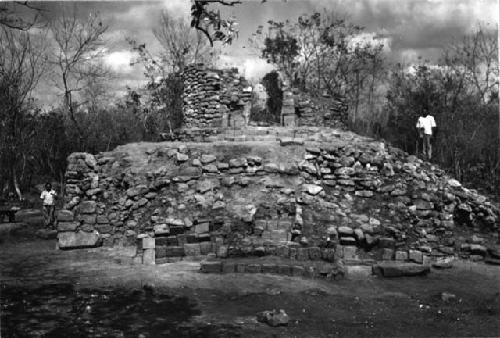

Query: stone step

[372,262,431,278]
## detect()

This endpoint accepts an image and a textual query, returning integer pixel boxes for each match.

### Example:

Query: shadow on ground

[1,239,499,337]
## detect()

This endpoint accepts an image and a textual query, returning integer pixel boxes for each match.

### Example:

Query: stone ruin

[55,63,499,278]
[183,63,253,129]
[177,63,348,141]
[58,126,499,277]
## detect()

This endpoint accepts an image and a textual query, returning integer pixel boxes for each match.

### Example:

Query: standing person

[40,183,57,227]
[416,110,437,160]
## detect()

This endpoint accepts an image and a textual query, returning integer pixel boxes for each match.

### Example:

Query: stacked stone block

[59,129,499,267]
[59,153,102,249]
[291,141,498,264]
[200,259,345,280]
[181,63,350,132]
[281,90,296,127]
[295,92,348,128]
[183,64,225,128]
[174,127,220,142]
[182,64,253,130]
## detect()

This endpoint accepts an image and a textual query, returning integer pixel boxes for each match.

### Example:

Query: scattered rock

[303,184,323,195]
[441,292,456,302]
[257,309,289,327]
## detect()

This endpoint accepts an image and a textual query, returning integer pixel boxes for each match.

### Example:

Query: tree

[444,25,498,104]
[153,11,215,73]
[384,31,499,194]
[190,0,240,46]
[250,10,387,129]
[0,2,42,31]
[49,8,109,149]
[444,26,499,173]
[260,20,300,86]
[127,40,184,140]
[0,27,47,199]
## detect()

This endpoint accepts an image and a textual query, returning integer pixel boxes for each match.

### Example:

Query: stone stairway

[207,126,346,143]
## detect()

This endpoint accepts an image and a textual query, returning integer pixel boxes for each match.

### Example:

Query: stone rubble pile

[59,128,499,269]
[293,141,499,263]
[295,92,348,129]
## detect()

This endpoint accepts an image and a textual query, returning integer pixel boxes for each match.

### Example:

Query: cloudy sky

[15,0,500,107]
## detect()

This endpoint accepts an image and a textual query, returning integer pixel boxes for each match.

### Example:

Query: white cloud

[349,32,392,53]
[104,50,135,73]
[400,49,420,63]
[161,0,191,19]
[218,55,275,81]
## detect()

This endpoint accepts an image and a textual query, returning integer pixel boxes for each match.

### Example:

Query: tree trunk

[353,71,360,126]
[10,166,22,201]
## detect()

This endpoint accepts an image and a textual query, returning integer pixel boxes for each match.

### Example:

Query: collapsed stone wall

[58,130,499,267]
[295,92,348,128]
[182,63,348,132]
[182,64,252,129]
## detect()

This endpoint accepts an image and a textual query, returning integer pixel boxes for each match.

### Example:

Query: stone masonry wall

[59,131,499,267]
[183,64,224,128]
[182,64,252,129]
[295,92,348,128]
[182,63,348,132]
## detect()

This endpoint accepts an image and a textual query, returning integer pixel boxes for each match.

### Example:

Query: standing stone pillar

[281,90,296,127]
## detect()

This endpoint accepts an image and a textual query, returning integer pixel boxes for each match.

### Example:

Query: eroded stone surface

[58,231,100,249]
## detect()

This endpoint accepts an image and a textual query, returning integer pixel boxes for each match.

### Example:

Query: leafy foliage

[190,0,240,46]
[384,52,499,193]
[251,11,386,115]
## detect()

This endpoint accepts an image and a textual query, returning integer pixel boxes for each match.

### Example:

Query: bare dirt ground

[1,238,499,337]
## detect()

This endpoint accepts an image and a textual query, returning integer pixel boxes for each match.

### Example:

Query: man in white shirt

[40,183,57,226]
[416,110,437,160]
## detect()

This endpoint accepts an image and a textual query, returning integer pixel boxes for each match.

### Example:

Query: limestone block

[199,242,213,255]
[57,221,79,232]
[78,201,96,214]
[408,249,423,264]
[184,243,201,256]
[142,237,155,249]
[78,214,96,224]
[245,264,262,273]
[395,251,409,261]
[222,261,236,273]
[291,265,305,276]
[166,246,185,257]
[200,261,222,273]
[57,210,74,222]
[372,262,430,277]
[195,222,210,234]
[58,231,100,249]
[142,248,155,265]
[201,154,217,164]
[155,246,166,259]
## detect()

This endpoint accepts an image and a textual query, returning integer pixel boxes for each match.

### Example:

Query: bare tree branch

[48,7,109,148]
[0,2,44,31]
[0,26,48,198]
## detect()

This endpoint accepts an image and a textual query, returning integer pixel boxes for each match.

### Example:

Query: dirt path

[1,239,499,337]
